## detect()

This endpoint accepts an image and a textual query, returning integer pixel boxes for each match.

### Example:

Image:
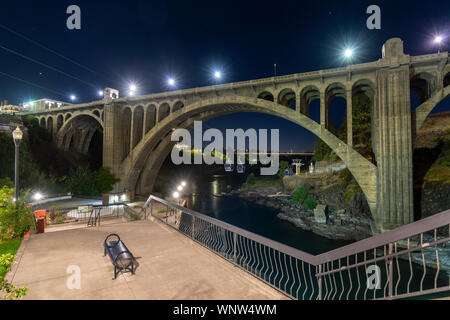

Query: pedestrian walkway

[6,218,288,300]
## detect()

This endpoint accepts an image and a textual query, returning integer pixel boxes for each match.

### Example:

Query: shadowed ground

[6,218,288,300]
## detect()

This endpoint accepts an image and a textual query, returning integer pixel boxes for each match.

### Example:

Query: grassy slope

[0,238,22,279]
[240,176,282,191]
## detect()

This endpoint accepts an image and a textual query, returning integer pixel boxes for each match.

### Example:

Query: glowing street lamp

[344,48,353,58]
[98,90,104,97]
[181,181,186,187]
[177,185,183,191]
[33,192,43,201]
[173,191,180,199]
[128,83,138,96]
[12,126,23,201]
[70,95,76,101]
[214,71,222,79]
[434,35,444,53]
[168,78,175,87]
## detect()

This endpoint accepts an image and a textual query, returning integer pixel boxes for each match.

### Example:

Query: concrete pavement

[6,218,288,300]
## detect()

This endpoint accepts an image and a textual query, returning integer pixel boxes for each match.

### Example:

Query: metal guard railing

[136,195,450,300]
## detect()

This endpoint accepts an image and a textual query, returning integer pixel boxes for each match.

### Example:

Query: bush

[0,187,34,241]
[66,167,119,196]
[290,186,310,204]
[246,173,256,185]
[0,253,27,300]
[339,168,354,188]
[289,186,317,210]
[304,196,317,210]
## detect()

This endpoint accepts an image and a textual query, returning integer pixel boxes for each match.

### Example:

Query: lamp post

[12,126,23,201]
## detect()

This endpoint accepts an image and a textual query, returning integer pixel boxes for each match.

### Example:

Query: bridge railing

[45,204,125,226]
[141,195,450,300]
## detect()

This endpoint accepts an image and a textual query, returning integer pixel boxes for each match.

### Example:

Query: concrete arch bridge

[25,38,450,233]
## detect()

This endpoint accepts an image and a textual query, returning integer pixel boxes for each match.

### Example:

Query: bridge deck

[6,219,288,300]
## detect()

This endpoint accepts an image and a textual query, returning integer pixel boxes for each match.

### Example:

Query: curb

[3,237,29,284]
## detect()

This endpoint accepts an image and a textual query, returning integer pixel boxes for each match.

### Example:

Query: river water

[155,158,351,255]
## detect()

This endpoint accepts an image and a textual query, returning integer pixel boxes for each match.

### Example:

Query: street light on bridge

[434,35,444,53]
[167,78,176,87]
[344,48,353,58]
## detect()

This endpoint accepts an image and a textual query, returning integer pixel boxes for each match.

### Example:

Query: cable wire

[0,23,113,83]
[0,43,97,88]
[0,70,66,97]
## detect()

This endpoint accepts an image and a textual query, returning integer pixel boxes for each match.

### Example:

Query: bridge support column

[320,90,326,127]
[373,38,414,232]
[346,89,353,146]
[103,102,126,192]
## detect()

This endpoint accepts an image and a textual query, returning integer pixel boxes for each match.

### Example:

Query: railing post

[317,265,322,300]
[166,204,169,224]
[191,216,195,239]
[388,243,393,299]
[233,232,237,263]
[149,200,153,220]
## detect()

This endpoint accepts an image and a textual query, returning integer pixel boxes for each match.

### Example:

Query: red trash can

[37,217,45,233]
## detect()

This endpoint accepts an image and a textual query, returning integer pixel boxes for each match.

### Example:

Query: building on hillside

[0,113,22,134]
[21,99,72,113]
[0,100,23,114]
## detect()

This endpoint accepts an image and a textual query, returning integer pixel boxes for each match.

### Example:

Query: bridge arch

[47,117,53,136]
[121,107,132,161]
[413,85,450,135]
[158,103,170,122]
[39,117,46,128]
[145,104,157,133]
[410,72,437,109]
[325,82,347,130]
[299,85,321,119]
[277,88,296,110]
[123,96,377,216]
[56,112,104,153]
[172,101,184,113]
[257,91,274,102]
[444,71,450,88]
[352,79,375,101]
[56,114,63,131]
[132,105,144,148]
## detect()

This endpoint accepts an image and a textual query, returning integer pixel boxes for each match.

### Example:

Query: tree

[277,161,289,179]
[94,168,119,194]
[0,133,14,180]
[65,167,98,196]
[352,94,372,154]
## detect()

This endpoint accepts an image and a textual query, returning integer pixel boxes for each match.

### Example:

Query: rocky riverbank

[230,180,374,242]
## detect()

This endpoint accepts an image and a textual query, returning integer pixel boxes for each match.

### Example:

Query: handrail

[143,194,450,300]
[146,195,318,264]
[145,195,450,266]
[315,208,450,263]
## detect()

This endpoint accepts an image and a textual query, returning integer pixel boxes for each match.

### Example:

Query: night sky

[0,0,449,151]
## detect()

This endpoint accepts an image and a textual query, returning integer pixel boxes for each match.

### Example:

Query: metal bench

[103,234,136,279]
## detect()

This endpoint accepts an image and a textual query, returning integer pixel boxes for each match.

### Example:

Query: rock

[314,204,328,224]
[336,209,346,215]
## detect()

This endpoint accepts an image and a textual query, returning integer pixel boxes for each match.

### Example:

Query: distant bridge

[23,38,450,233]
